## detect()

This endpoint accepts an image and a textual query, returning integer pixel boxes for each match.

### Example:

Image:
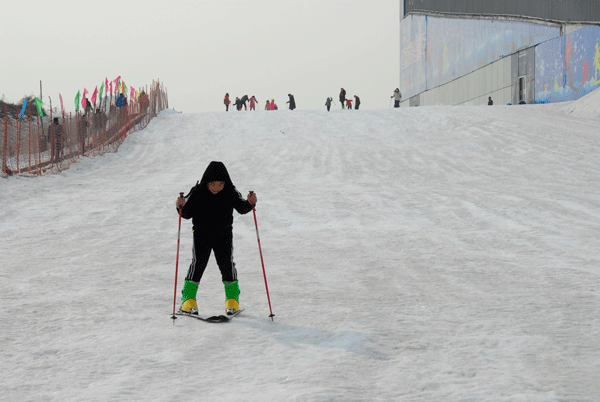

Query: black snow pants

[185,228,237,284]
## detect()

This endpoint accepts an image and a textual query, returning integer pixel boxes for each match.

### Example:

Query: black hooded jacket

[179,161,254,232]
[287,94,296,110]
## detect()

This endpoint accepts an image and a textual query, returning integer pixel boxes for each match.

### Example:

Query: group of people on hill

[335,88,361,111]
[224,93,298,111]
[224,94,258,111]
[223,88,403,112]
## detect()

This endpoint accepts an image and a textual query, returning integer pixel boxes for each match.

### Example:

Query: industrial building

[400,0,600,106]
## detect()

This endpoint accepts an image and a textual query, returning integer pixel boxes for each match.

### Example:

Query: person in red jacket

[249,95,258,111]
[224,93,231,111]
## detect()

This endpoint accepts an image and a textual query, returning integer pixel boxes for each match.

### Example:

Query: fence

[1,80,168,177]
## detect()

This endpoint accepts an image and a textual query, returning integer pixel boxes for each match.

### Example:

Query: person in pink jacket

[249,95,258,111]
[270,99,275,110]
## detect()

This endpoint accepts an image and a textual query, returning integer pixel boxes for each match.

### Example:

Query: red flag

[91,86,98,106]
[82,88,89,109]
[113,76,121,94]
[59,93,65,117]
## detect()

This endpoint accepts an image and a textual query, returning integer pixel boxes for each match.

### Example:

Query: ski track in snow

[1,98,600,401]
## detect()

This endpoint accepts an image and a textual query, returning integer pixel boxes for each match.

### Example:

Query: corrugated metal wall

[412,56,513,107]
[404,0,600,22]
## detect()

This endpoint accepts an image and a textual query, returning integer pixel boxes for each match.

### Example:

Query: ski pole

[171,192,184,322]
[250,191,275,321]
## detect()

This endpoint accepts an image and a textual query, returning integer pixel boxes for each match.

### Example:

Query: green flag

[34,97,44,118]
[75,91,81,112]
[99,83,105,101]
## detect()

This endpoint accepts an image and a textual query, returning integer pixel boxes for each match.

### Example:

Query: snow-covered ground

[1,93,599,401]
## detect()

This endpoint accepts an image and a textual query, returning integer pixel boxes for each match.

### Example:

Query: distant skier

[339,88,346,109]
[176,161,257,316]
[346,98,353,110]
[224,93,231,111]
[85,98,93,115]
[116,93,127,109]
[391,88,401,108]
[286,94,296,110]
[48,117,64,163]
[488,96,493,105]
[354,95,360,110]
[240,95,249,111]
[325,97,332,112]
[270,99,275,110]
[249,95,258,111]
[234,97,242,111]
[265,100,270,110]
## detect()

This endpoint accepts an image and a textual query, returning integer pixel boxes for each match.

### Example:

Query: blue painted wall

[535,26,600,103]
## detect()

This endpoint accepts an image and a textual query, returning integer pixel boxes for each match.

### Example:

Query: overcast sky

[1,0,402,113]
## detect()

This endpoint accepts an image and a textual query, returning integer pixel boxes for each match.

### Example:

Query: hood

[200,161,233,187]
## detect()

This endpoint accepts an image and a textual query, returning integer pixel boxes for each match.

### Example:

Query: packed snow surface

[1,94,600,401]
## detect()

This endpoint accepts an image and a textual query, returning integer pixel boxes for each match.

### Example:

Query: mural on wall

[535,26,600,103]
[400,15,560,100]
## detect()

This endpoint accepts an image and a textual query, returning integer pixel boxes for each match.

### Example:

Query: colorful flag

[113,76,121,94]
[18,98,28,119]
[109,82,113,96]
[91,86,98,106]
[123,82,128,99]
[82,88,89,109]
[75,91,81,112]
[59,94,65,117]
[34,97,44,118]
[99,82,105,102]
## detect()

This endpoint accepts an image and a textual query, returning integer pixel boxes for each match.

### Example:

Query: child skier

[224,93,231,111]
[240,95,249,110]
[249,95,258,110]
[176,161,257,315]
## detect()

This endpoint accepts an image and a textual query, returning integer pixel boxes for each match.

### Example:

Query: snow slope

[1,94,600,401]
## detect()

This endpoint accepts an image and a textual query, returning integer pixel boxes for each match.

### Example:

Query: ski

[174,309,244,323]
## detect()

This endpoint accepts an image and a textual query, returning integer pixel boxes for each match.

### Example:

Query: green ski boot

[181,280,199,314]
[224,280,240,315]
